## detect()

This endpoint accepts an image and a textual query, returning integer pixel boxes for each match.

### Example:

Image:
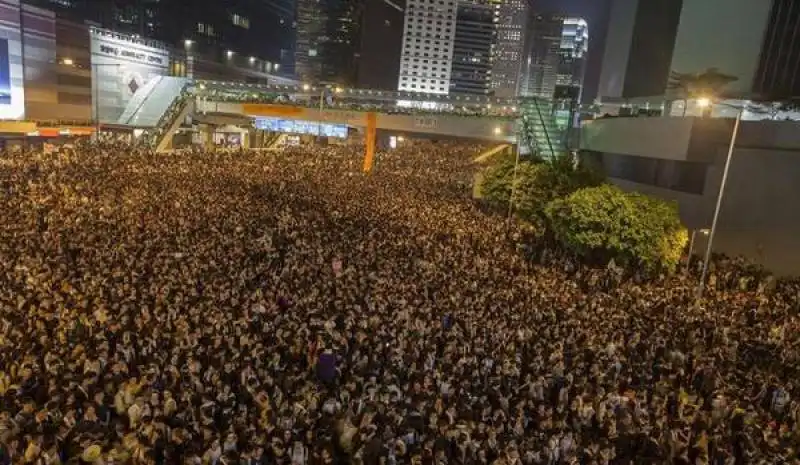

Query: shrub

[544,184,688,272]
[480,152,603,222]
[478,153,517,205]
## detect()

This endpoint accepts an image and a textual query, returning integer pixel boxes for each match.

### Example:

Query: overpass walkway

[118,79,568,170]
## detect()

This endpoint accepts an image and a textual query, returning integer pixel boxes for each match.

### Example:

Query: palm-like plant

[667,68,739,116]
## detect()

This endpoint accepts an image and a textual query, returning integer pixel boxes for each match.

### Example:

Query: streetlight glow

[493,127,502,135]
[184,39,193,47]
[62,58,74,66]
[696,97,711,108]
[302,84,310,91]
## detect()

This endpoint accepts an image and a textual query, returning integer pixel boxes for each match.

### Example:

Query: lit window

[231,13,250,29]
[197,23,215,36]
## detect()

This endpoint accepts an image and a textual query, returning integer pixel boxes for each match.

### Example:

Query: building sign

[97,44,165,66]
[413,116,438,129]
[90,28,170,124]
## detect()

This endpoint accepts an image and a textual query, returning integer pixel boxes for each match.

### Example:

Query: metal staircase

[518,97,567,160]
[153,97,193,153]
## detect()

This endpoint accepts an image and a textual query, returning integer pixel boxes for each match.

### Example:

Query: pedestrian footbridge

[121,78,568,170]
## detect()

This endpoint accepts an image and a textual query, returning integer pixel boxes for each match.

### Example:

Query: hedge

[544,184,688,271]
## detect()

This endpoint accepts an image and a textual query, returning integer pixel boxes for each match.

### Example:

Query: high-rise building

[522,15,588,100]
[397,0,458,94]
[753,0,800,98]
[449,0,494,95]
[490,0,528,98]
[597,0,683,99]
[556,18,588,99]
[520,14,561,99]
[357,0,405,90]
[294,0,327,81]
[598,0,798,100]
[295,0,364,85]
[24,0,293,73]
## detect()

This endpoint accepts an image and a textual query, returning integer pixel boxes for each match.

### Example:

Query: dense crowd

[1,142,800,465]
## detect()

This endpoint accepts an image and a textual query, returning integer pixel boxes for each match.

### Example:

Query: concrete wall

[21,4,56,121]
[54,18,92,121]
[581,116,800,275]
[580,116,695,160]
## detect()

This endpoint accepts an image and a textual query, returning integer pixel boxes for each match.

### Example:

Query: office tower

[295,0,364,85]
[449,0,494,95]
[753,0,800,97]
[397,0,458,94]
[597,0,793,100]
[556,18,588,99]
[357,0,406,90]
[522,15,588,100]
[520,14,561,99]
[490,0,528,98]
[25,0,291,71]
[294,0,326,81]
[597,0,683,99]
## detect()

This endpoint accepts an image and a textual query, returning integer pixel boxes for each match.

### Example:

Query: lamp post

[686,228,710,273]
[696,98,745,299]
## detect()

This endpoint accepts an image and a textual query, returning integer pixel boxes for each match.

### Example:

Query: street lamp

[696,98,746,299]
[686,228,710,273]
[696,97,711,109]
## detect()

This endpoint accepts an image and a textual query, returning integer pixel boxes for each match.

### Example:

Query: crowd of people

[1,141,800,465]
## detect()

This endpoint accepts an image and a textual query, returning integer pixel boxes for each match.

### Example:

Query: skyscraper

[397,0,458,94]
[555,18,588,99]
[753,0,800,98]
[295,0,364,85]
[24,0,292,71]
[520,14,562,99]
[597,0,683,99]
[357,0,406,90]
[490,0,528,97]
[449,0,494,95]
[597,0,793,100]
[521,15,588,101]
[294,0,327,81]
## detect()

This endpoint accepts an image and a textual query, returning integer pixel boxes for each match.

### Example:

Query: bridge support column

[363,112,377,173]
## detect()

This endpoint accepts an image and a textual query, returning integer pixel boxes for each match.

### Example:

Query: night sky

[534,0,612,102]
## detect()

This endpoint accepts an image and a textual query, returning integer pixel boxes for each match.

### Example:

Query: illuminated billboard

[0,34,25,120]
[254,117,348,138]
[90,28,170,123]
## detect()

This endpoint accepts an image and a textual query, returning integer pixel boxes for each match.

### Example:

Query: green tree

[544,185,688,272]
